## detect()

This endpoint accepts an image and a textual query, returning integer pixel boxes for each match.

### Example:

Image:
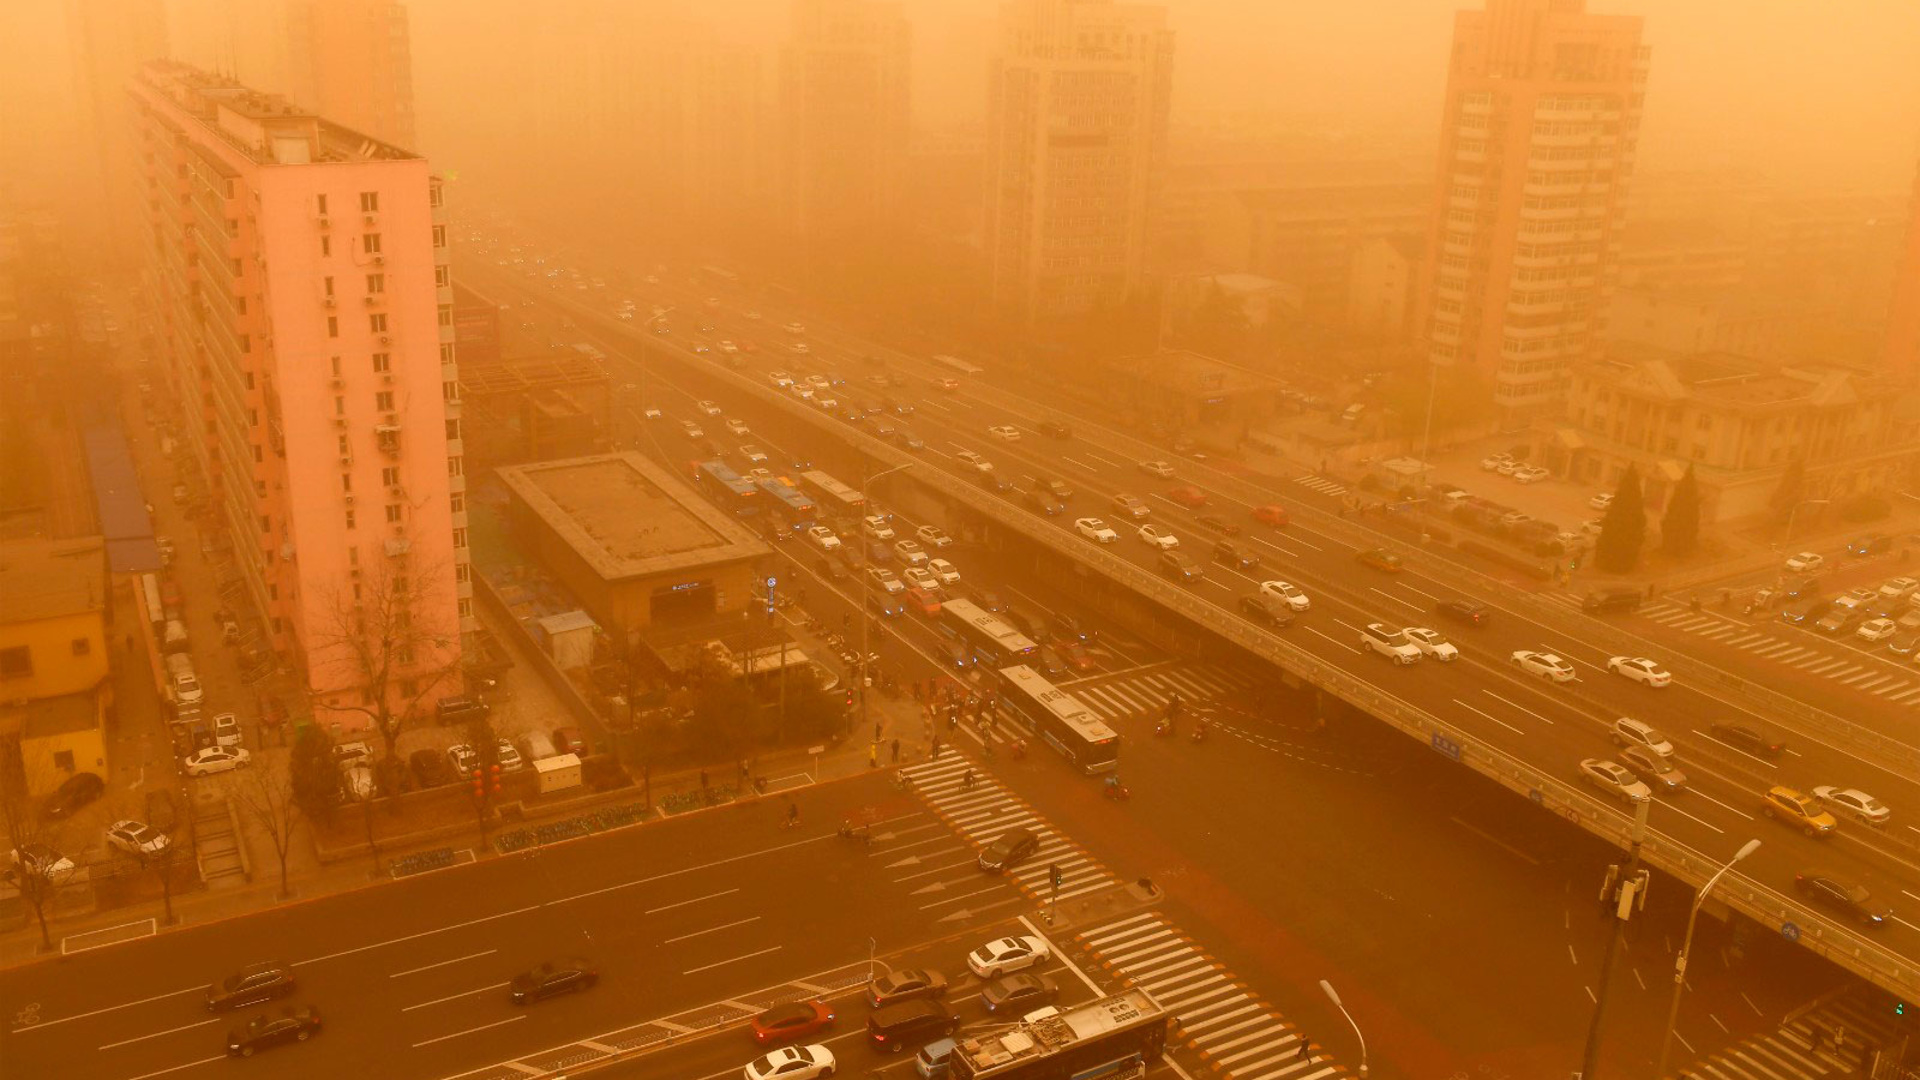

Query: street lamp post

[857,462,913,745]
[1319,979,1368,1078]
[1782,498,1828,545]
[1654,838,1761,1078]
[1579,795,1651,1079]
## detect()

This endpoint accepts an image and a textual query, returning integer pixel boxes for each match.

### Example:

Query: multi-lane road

[458,238,1920,1003]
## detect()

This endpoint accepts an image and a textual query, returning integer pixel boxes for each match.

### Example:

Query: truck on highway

[949,988,1169,1080]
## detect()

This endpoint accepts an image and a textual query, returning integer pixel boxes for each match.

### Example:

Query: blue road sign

[1430,732,1462,761]
[766,576,778,588]
[1781,922,1801,942]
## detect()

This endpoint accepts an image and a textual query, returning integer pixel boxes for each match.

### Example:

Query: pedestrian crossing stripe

[1673,987,1895,1079]
[1064,664,1252,721]
[900,750,1115,903]
[1076,912,1349,1079]
[1293,474,1348,497]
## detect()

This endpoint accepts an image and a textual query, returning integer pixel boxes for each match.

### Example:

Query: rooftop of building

[0,537,108,625]
[136,61,419,166]
[1583,346,1907,409]
[1109,348,1282,398]
[458,350,608,395]
[4,691,100,741]
[497,453,767,582]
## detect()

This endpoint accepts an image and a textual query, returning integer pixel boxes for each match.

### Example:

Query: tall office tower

[1410,0,1649,420]
[1883,161,1920,376]
[129,62,469,724]
[985,0,1173,322]
[779,0,911,254]
[65,0,169,262]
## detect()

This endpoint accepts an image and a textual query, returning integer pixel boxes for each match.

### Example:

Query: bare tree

[308,557,462,770]
[233,760,303,900]
[0,735,70,951]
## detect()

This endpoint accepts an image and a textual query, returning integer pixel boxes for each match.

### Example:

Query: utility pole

[1579,797,1650,1078]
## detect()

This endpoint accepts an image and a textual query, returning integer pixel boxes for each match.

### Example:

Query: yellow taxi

[1762,786,1838,837]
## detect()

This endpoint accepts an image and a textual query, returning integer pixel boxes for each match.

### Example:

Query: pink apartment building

[130,61,470,728]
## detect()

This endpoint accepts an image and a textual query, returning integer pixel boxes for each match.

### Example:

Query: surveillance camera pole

[1578,796,1649,1078]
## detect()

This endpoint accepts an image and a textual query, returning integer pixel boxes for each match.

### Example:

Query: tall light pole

[1580,795,1650,1079]
[857,462,913,743]
[1654,838,1761,1078]
[1319,979,1368,1078]
[1782,498,1828,545]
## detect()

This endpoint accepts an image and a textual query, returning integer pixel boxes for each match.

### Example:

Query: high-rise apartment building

[65,0,169,262]
[129,62,469,724]
[1888,162,1920,375]
[1411,0,1649,419]
[779,0,911,251]
[985,0,1173,321]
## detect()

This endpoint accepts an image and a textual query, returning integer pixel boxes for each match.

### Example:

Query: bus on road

[996,664,1120,774]
[940,598,1039,668]
[799,470,866,514]
[932,354,984,375]
[695,460,760,517]
[950,988,1168,1080]
[757,476,817,532]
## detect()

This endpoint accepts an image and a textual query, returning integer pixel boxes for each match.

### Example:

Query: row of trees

[1592,464,1703,573]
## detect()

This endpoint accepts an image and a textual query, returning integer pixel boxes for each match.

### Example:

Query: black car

[226,1005,321,1057]
[1794,871,1891,926]
[1212,540,1259,570]
[1024,489,1065,516]
[1196,514,1241,536]
[1239,594,1295,628]
[975,591,1007,613]
[867,968,949,1009]
[1434,599,1489,626]
[868,1000,960,1053]
[1580,588,1642,615]
[1038,420,1072,439]
[1033,648,1069,680]
[207,962,297,1011]
[1709,723,1785,758]
[1779,597,1831,626]
[41,772,105,820]
[1159,550,1203,583]
[1847,534,1892,557]
[1042,478,1075,500]
[978,827,1040,872]
[1783,576,1822,600]
[868,589,905,619]
[980,973,1058,1014]
[509,958,598,1004]
[979,473,1013,494]
[410,748,456,788]
[1045,611,1094,644]
[1814,607,1864,635]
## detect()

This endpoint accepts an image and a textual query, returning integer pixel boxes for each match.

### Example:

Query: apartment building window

[323,276,335,297]
[443,381,457,401]
[253,445,263,464]
[366,273,385,294]
[345,508,356,529]
[455,562,470,583]
[363,234,382,255]
[434,265,450,287]
[432,225,447,248]
[369,313,387,333]
[372,352,390,373]
[446,419,460,441]
[439,343,456,364]
[450,493,464,513]
[260,515,271,533]
[316,194,329,216]
[0,646,32,679]
[437,304,452,328]
[335,395,346,415]
[359,191,379,213]
[342,472,354,493]
[448,456,463,477]
[457,598,473,618]
[452,527,468,549]
[321,235,332,257]
[386,504,403,524]
[330,356,343,377]
[327,316,339,338]
[376,391,395,411]
[382,466,400,486]
[72,637,91,657]
[338,435,350,456]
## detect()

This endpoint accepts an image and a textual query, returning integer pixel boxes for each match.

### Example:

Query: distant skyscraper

[1883,161,1920,375]
[779,0,911,253]
[129,62,469,724]
[1410,0,1650,419]
[985,0,1173,322]
[64,0,169,261]
[285,0,417,148]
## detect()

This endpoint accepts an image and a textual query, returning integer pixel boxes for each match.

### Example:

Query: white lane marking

[663,917,762,944]
[11,985,205,1035]
[1061,456,1100,473]
[411,1015,525,1048]
[296,904,542,967]
[390,950,499,979]
[1087,451,1125,469]
[97,1018,221,1051]
[1304,627,1361,654]
[1452,699,1527,736]
[1396,582,1443,603]
[121,1056,230,1080]
[1368,586,1424,612]
[1480,690,1557,726]
[1655,800,1726,834]
[1250,535,1300,559]
[643,888,741,915]
[683,946,784,975]
[1682,788,1754,820]
[402,982,512,1013]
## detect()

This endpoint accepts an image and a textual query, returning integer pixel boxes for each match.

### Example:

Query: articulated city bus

[932,353,984,375]
[694,460,760,516]
[996,664,1119,774]
[756,476,817,532]
[798,469,866,514]
[949,988,1168,1080]
[939,598,1039,668]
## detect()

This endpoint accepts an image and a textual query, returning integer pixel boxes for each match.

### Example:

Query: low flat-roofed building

[1109,348,1282,432]
[0,537,111,702]
[498,453,769,637]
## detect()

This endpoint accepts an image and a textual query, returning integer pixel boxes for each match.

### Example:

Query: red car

[904,587,943,617]
[1252,504,1289,527]
[1166,486,1208,508]
[740,340,760,354]
[751,999,835,1044]
[1057,640,1098,673]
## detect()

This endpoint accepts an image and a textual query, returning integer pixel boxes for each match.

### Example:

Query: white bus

[997,664,1119,775]
[932,353,984,375]
[798,470,866,513]
[950,988,1168,1080]
[940,599,1039,668]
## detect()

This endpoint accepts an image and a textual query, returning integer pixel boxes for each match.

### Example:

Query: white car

[956,450,994,473]
[184,746,251,776]
[1138,460,1175,478]
[1810,786,1892,826]
[807,526,841,552]
[1784,551,1825,573]
[334,741,374,799]
[171,671,204,705]
[966,935,1051,979]
[1589,492,1614,510]
[680,421,704,438]
[807,374,830,388]
[643,406,663,420]
[1580,758,1652,803]
[903,566,937,590]
[106,820,170,858]
[745,1045,836,1080]
[783,321,808,335]
[8,844,75,883]
[769,371,794,388]
[1480,453,1512,472]
[788,342,810,354]
[725,419,750,436]
[928,558,960,586]
[868,568,904,594]
[987,425,1022,441]
[894,539,928,565]
[1857,618,1898,643]
[1359,623,1422,664]
[1512,650,1576,682]
[862,516,896,541]
[1137,524,1179,550]
[1258,580,1310,612]
[738,445,769,465]
[1606,656,1672,687]
[1511,465,1550,484]
[744,309,762,320]
[916,525,953,549]
[1075,518,1119,544]
[1402,627,1458,662]
[717,340,739,353]
[213,712,243,747]
[1879,577,1920,601]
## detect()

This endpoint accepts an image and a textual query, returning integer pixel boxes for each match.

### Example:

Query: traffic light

[844,687,855,708]
[1049,863,1063,889]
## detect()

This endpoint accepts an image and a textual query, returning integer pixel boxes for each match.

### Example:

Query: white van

[519,730,559,763]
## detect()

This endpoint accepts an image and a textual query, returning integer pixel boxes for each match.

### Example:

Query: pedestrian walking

[699,768,709,790]
[890,738,900,763]
[785,800,800,828]
[868,743,878,768]
[874,720,883,742]
[1294,1040,1311,1061]
[930,733,940,760]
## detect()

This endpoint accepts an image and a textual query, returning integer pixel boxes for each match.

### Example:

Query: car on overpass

[1212,540,1259,570]
[1258,580,1310,612]
[1610,717,1675,759]
[1619,746,1687,793]
[1712,722,1786,758]
[1511,650,1576,682]
[1041,477,1075,501]
[1762,786,1837,837]
[1355,548,1403,573]
[1025,488,1066,516]
[1138,460,1175,478]
[1359,623,1422,664]
[1579,758,1652,804]
[1810,786,1892,826]
[1239,593,1296,627]
[1402,627,1458,661]
[1793,871,1891,927]
[1076,518,1119,544]
[1158,550,1204,583]
[1111,494,1151,518]
[956,450,994,473]
[1434,599,1489,626]
[1605,656,1672,687]
[1166,486,1208,508]
[1137,524,1179,550]
[987,424,1022,441]
[1251,504,1289,527]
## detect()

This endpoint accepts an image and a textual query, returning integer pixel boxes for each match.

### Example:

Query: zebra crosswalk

[1078,912,1348,1080]
[1293,473,1348,498]
[900,750,1114,902]
[1674,987,1901,1079]
[1059,663,1258,723]
[1543,591,1920,705]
